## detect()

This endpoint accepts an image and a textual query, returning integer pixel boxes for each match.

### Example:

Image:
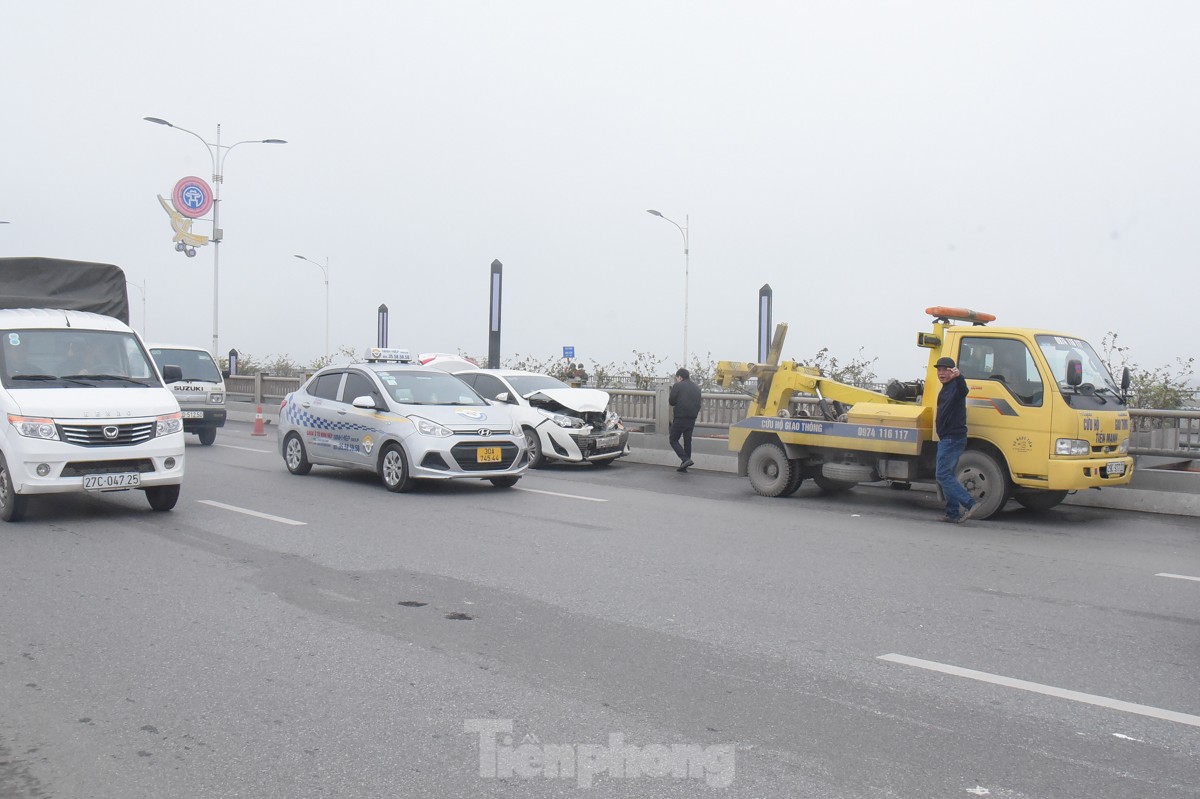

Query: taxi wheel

[379,443,414,493]
[0,451,29,522]
[284,433,312,475]
[198,428,217,446]
[523,428,544,468]
[490,477,520,488]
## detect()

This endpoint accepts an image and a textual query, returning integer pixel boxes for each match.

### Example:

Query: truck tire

[956,450,1010,519]
[0,451,28,522]
[780,461,805,496]
[144,484,180,512]
[813,474,857,494]
[1014,490,1068,512]
[747,442,797,497]
[198,427,217,446]
[821,462,874,483]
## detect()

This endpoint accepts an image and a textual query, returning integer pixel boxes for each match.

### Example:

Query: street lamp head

[646,209,663,217]
[262,139,288,145]
[143,116,173,127]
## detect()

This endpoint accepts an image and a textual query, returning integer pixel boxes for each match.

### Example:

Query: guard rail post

[654,385,672,434]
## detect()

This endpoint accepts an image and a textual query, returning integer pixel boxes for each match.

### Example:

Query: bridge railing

[226,374,1198,458]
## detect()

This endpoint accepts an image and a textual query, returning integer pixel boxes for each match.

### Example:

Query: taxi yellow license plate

[476,447,502,463]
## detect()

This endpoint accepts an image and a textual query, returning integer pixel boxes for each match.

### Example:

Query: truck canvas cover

[0,257,129,323]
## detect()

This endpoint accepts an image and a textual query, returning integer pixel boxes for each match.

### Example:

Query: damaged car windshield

[506,374,570,396]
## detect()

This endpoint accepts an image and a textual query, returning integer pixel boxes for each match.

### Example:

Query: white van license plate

[1106,461,1126,476]
[181,411,204,419]
[83,473,141,490]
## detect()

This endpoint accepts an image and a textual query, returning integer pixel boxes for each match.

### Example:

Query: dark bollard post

[377,304,388,348]
[488,260,503,368]
[227,348,238,377]
[758,284,773,363]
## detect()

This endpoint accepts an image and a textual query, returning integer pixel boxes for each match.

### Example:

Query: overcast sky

[3,2,1196,380]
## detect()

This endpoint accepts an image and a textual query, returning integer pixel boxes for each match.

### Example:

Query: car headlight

[209,393,225,405]
[1055,438,1090,456]
[1118,438,1129,453]
[412,416,452,438]
[156,412,184,436]
[537,408,584,428]
[9,414,59,441]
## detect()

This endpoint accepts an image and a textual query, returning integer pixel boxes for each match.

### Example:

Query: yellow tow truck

[716,307,1134,519]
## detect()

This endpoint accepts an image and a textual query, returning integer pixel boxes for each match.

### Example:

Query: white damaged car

[449,369,630,468]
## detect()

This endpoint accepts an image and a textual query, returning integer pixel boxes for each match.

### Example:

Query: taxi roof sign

[365,347,412,363]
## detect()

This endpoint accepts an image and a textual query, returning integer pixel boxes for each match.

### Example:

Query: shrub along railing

[227,374,1198,459]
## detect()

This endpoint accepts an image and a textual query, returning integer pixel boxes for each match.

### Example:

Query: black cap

[935,357,956,369]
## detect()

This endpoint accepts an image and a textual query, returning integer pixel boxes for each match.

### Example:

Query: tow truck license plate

[477,447,502,463]
[1107,461,1126,476]
[83,472,141,490]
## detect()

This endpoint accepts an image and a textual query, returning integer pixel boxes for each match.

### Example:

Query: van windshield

[1,330,159,388]
[150,348,222,382]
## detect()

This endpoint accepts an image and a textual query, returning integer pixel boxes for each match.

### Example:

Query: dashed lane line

[514,487,607,503]
[196,500,306,526]
[214,443,272,453]
[1156,573,1200,583]
[878,653,1200,728]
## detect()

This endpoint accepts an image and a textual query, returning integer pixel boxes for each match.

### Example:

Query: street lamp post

[646,209,690,367]
[293,254,330,360]
[144,117,286,357]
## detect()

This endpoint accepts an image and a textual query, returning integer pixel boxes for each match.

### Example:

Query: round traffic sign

[172,176,213,219]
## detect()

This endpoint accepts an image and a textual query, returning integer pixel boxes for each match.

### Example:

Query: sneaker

[956,504,978,524]
[676,463,689,473]
[681,458,694,469]
[937,514,959,523]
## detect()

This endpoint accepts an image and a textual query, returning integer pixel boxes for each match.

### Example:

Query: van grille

[59,421,156,447]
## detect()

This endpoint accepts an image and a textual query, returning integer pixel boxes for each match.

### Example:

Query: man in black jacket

[934,356,978,523]
[668,368,702,472]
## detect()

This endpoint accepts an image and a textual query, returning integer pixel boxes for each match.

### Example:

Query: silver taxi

[277,349,526,491]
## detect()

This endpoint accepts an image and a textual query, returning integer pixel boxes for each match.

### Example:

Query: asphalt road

[1,421,1198,798]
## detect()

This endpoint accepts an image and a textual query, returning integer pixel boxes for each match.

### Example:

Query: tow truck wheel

[956,450,1010,519]
[284,433,312,475]
[1014,490,1068,512]
[523,428,544,468]
[747,442,797,497]
[0,452,29,522]
[197,427,217,446]
[813,475,857,494]
[379,443,414,493]
[144,484,180,512]
[780,461,804,496]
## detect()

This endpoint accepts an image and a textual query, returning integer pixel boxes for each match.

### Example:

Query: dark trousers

[669,416,696,461]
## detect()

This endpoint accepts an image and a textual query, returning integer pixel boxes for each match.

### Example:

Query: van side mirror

[221,369,231,379]
[162,364,183,384]
[1064,359,1086,388]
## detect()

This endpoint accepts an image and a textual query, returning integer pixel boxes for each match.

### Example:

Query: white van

[148,344,227,445]
[0,258,185,522]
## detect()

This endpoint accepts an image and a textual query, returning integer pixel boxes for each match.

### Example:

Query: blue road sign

[563,346,575,359]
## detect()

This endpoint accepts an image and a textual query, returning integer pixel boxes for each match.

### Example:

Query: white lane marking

[196,500,306,526]
[214,443,271,453]
[878,653,1200,728]
[514,487,607,503]
[1156,573,1200,583]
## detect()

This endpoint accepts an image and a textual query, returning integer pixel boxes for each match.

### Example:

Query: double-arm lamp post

[646,209,690,367]
[144,117,287,357]
[293,254,330,360]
